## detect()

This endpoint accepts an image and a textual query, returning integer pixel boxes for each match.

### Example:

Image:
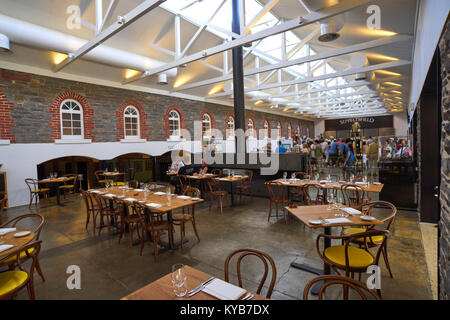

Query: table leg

[290,226,332,295]
[56,185,61,206]
[230,182,234,206]
[157,210,188,251]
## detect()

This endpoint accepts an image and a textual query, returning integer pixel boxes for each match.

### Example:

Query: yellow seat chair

[25,178,50,207]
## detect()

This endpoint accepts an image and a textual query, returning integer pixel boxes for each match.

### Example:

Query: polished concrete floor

[3,185,433,300]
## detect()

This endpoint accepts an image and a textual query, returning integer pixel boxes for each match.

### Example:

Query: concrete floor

[2,185,433,300]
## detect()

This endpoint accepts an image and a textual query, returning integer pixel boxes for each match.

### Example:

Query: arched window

[276,121,281,138]
[60,99,83,139]
[287,123,292,139]
[169,110,181,138]
[263,120,269,139]
[123,106,140,139]
[226,115,235,138]
[202,113,212,138]
[247,118,254,137]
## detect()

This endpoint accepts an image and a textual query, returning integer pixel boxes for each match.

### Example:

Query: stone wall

[0,69,314,144]
[439,19,450,300]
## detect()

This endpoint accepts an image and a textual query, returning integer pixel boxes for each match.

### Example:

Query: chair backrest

[293,172,310,179]
[207,178,224,193]
[184,186,201,198]
[211,169,222,177]
[362,201,397,230]
[80,189,94,211]
[0,196,6,224]
[329,174,339,182]
[128,180,139,188]
[244,170,254,184]
[303,275,381,300]
[178,175,189,193]
[0,214,44,240]
[265,182,287,200]
[25,178,38,192]
[302,184,324,205]
[143,182,158,191]
[341,184,367,210]
[91,192,108,209]
[94,170,104,182]
[224,248,277,299]
[63,174,77,187]
[133,202,165,230]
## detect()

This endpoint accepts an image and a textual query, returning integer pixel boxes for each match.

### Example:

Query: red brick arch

[163,106,186,140]
[0,90,15,142]
[47,92,95,142]
[116,100,148,141]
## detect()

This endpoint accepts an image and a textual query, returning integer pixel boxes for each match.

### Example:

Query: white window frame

[60,99,84,140]
[227,116,235,139]
[168,110,181,141]
[202,113,212,139]
[263,120,269,139]
[123,106,140,139]
[247,119,255,139]
[277,121,282,138]
[287,123,292,139]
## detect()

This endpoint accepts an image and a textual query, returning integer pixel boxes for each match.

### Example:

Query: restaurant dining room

[0,0,449,312]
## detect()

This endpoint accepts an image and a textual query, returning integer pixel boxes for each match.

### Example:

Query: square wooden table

[38,176,74,205]
[285,204,383,294]
[215,176,249,206]
[96,187,204,248]
[122,265,266,300]
[271,178,384,193]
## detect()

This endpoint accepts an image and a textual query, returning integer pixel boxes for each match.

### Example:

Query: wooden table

[122,265,266,300]
[270,178,384,193]
[38,177,74,205]
[285,204,383,294]
[166,171,178,176]
[215,176,249,206]
[0,229,34,260]
[96,187,204,248]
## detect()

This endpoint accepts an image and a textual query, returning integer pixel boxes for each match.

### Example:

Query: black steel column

[232,0,246,155]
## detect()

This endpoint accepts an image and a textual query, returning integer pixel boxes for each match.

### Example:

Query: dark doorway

[419,49,442,223]
[77,162,88,190]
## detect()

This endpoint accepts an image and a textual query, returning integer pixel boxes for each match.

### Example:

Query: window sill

[167,137,186,142]
[120,138,147,143]
[54,139,92,144]
[0,139,10,145]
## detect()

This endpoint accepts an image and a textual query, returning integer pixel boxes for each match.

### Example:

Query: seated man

[169,158,184,173]
[275,141,287,153]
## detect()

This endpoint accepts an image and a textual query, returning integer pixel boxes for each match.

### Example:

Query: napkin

[323,218,352,224]
[340,207,361,215]
[0,244,15,253]
[234,175,242,177]
[146,203,162,208]
[373,182,381,185]
[134,189,144,192]
[153,192,166,195]
[202,278,247,300]
[355,182,366,185]
[123,197,137,202]
[177,195,191,200]
[320,180,332,184]
[0,228,17,236]
[103,193,116,197]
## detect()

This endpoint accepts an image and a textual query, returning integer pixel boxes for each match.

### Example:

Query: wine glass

[315,173,320,182]
[327,192,334,210]
[291,173,296,180]
[171,264,187,297]
[283,172,287,181]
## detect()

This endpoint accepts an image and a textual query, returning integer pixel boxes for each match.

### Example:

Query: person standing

[328,137,339,166]
[368,138,379,177]
[361,140,369,170]
[315,139,324,173]
[340,138,355,180]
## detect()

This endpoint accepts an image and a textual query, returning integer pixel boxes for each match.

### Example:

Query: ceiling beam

[123,0,378,84]
[245,0,280,34]
[172,34,411,92]
[53,0,165,72]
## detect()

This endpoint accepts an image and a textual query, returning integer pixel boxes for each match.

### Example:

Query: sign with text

[325,115,393,131]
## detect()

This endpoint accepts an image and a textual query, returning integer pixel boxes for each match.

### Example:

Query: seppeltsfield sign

[325,115,393,131]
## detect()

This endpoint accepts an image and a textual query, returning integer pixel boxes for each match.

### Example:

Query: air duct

[318,20,340,42]
[0,14,177,77]
[299,1,344,42]
[349,53,369,81]
[0,33,12,53]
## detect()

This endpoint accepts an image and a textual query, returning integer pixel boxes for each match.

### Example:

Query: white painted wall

[409,0,450,117]
[393,112,409,137]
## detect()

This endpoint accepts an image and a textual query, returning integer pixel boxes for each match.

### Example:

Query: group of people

[381,137,412,160]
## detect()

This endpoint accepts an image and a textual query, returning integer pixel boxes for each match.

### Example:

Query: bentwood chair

[206,178,229,214]
[302,183,325,205]
[0,193,7,224]
[224,248,277,299]
[172,187,201,248]
[25,178,50,207]
[0,214,45,282]
[341,201,397,278]
[211,169,223,177]
[293,172,310,179]
[133,202,173,260]
[178,175,189,195]
[127,180,140,189]
[316,229,388,297]
[341,184,368,211]
[80,189,99,233]
[92,193,121,237]
[142,182,158,191]
[265,182,290,224]
[234,170,253,204]
[303,275,381,300]
[0,241,42,300]
[117,198,142,246]
[59,174,78,199]
[94,170,108,187]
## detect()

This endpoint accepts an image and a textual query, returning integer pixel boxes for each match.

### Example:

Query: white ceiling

[0,0,418,119]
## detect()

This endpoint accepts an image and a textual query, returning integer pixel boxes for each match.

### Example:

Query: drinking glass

[283,172,287,181]
[231,171,235,178]
[315,173,320,182]
[171,264,187,297]
[125,182,129,189]
[291,173,296,180]
[327,193,334,210]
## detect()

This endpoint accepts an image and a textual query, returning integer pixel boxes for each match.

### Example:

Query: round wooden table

[0,229,35,260]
